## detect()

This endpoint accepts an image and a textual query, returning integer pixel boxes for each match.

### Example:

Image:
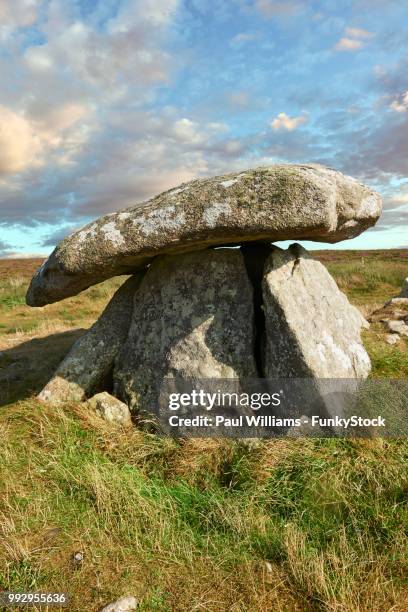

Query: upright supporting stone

[38,274,143,404]
[262,244,371,378]
[114,249,258,413]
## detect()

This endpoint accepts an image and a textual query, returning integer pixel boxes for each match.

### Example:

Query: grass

[0,250,407,610]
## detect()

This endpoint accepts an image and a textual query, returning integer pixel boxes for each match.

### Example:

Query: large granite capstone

[26,164,381,306]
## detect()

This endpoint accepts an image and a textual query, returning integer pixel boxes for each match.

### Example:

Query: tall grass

[0,252,407,610]
[0,401,407,610]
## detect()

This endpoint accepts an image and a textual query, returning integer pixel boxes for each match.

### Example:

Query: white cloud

[345,27,374,39]
[0,0,181,183]
[270,112,308,131]
[109,0,179,29]
[222,140,243,155]
[390,91,408,113]
[0,107,43,175]
[24,45,55,72]
[335,37,364,51]
[230,32,258,45]
[0,0,40,31]
[171,118,205,144]
[0,102,92,176]
[385,193,408,210]
[335,26,374,52]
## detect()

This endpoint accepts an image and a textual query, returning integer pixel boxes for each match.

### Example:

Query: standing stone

[38,275,143,404]
[114,249,258,413]
[262,244,371,378]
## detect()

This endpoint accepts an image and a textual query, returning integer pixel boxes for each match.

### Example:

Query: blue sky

[0,0,407,256]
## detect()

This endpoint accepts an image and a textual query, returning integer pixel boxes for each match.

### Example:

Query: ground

[0,251,407,611]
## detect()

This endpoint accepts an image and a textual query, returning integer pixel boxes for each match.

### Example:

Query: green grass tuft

[0,252,407,610]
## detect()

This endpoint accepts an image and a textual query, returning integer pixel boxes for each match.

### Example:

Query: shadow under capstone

[0,329,85,407]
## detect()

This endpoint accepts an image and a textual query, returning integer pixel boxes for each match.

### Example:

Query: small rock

[72,551,84,565]
[87,392,132,426]
[386,334,400,345]
[99,596,138,612]
[386,320,408,337]
[386,297,408,307]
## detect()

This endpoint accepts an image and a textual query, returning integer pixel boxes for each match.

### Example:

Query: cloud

[0,107,44,175]
[40,225,80,247]
[230,32,258,45]
[333,116,408,181]
[270,112,308,131]
[369,207,408,232]
[383,188,408,211]
[335,26,374,52]
[0,0,40,33]
[254,0,304,17]
[0,103,91,176]
[374,57,408,96]
[390,90,408,113]
[0,0,406,251]
[0,105,250,225]
[0,238,14,257]
[335,37,364,51]
[345,27,374,39]
[0,0,186,223]
[170,118,206,144]
[227,91,251,108]
[24,46,55,73]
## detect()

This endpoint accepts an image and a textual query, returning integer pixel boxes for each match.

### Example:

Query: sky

[0,0,407,257]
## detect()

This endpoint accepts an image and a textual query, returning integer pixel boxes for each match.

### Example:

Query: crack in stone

[241,242,273,378]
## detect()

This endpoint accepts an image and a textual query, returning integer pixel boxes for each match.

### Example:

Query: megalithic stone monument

[27,164,381,414]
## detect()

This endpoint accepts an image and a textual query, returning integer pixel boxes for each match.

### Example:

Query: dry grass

[1,401,407,611]
[0,251,407,611]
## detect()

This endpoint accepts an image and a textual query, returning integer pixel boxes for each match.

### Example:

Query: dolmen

[27,164,382,416]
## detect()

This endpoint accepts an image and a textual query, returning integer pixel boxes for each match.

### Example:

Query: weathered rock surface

[27,164,381,306]
[386,333,400,345]
[387,297,408,306]
[87,392,132,426]
[368,286,408,338]
[114,249,258,413]
[380,278,408,308]
[38,275,143,404]
[262,244,371,378]
[386,319,408,337]
[400,278,408,298]
[99,596,138,612]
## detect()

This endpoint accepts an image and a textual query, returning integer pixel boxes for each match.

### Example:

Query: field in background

[0,251,407,610]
